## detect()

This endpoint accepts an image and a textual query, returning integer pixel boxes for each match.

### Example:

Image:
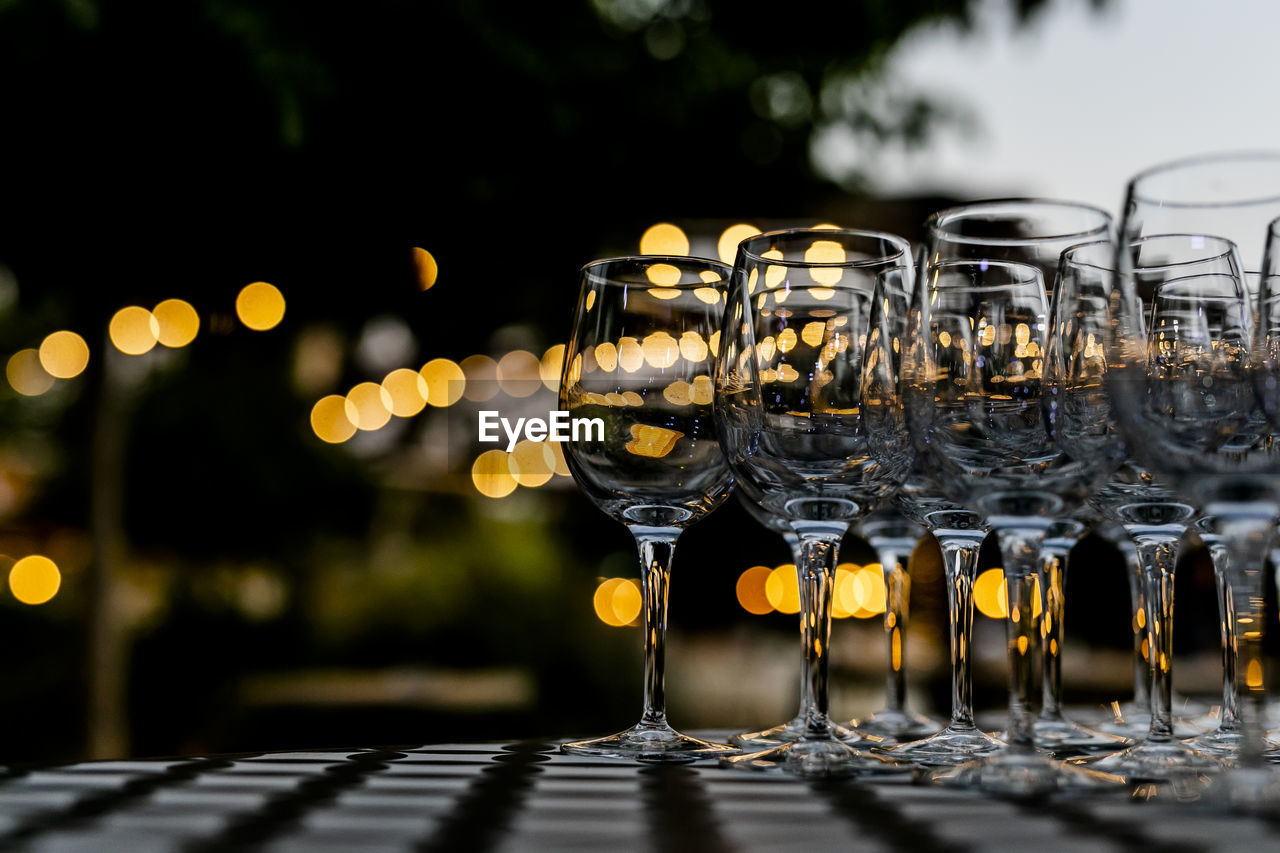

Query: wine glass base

[849,708,943,742]
[561,723,736,763]
[1071,739,1231,781]
[722,736,913,778]
[1021,715,1131,754]
[1184,728,1242,759]
[1091,711,1203,741]
[881,724,1004,767]
[926,749,1125,798]
[731,715,877,749]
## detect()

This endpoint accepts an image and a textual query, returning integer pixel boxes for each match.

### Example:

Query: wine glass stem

[938,533,983,729]
[1132,535,1179,742]
[1121,542,1151,712]
[880,546,909,715]
[1038,547,1068,718]
[796,532,842,738]
[1216,511,1275,769]
[787,540,815,721]
[1209,545,1239,730]
[995,525,1047,751]
[632,527,679,727]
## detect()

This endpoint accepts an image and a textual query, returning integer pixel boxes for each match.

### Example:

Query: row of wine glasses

[554,151,1280,808]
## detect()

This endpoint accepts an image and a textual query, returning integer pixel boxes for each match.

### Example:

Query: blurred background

[0,0,1276,763]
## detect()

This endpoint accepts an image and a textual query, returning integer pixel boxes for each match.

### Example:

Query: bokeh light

[109,306,160,355]
[310,394,358,444]
[461,354,499,402]
[152,299,200,348]
[624,424,682,458]
[848,564,887,618]
[717,223,761,264]
[496,350,542,398]
[509,439,554,488]
[831,565,855,618]
[764,564,801,615]
[974,568,1042,619]
[381,367,429,417]
[639,222,689,256]
[6,349,54,396]
[540,344,564,392]
[38,331,89,379]
[9,555,60,605]
[346,381,393,431]
[594,577,642,626]
[617,337,644,373]
[236,282,286,331]
[420,358,465,407]
[645,263,681,287]
[611,579,642,624]
[471,449,517,498]
[736,566,774,615]
[641,332,678,369]
[413,247,439,290]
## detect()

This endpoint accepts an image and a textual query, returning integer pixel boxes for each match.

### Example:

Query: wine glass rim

[579,255,733,286]
[1154,272,1249,302]
[924,198,1113,246]
[1064,233,1239,273]
[929,258,1043,291]
[737,227,912,267]
[1128,150,1280,208]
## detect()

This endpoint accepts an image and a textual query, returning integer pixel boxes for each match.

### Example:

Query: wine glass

[880,474,1003,767]
[1102,272,1254,782]
[1108,153,1280,807]
[714,227,914,776]
[923,198,1124,749]
[849,506,943,741]
[906,258,1123,795]
[1061,235,1241,779]
[731,491,870,748]
[558,255,736,762]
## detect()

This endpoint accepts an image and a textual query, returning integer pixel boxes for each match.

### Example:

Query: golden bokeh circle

[236,281,286,331]
[109,306,160,355]
[38,331,90,379]
[153,298,200,348]
[311,394,357,444]
[9,555,61,605]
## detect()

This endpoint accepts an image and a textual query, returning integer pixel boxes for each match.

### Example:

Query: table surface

[2,733,1279,852]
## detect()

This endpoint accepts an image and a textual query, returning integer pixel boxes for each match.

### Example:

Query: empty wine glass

[1061,236,1240,779]
[1109,153,1280,807]
[906,258,1123,795]
[924,198,1123,749]
[715,227,914,776]
[559,255,736,762]
[849,506,943,741]
[1101,272,1252,783]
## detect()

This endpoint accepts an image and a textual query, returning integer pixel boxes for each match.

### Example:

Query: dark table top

[1,734,1278,852]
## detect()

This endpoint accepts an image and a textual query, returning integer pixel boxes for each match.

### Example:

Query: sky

[862,0,1280,216]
